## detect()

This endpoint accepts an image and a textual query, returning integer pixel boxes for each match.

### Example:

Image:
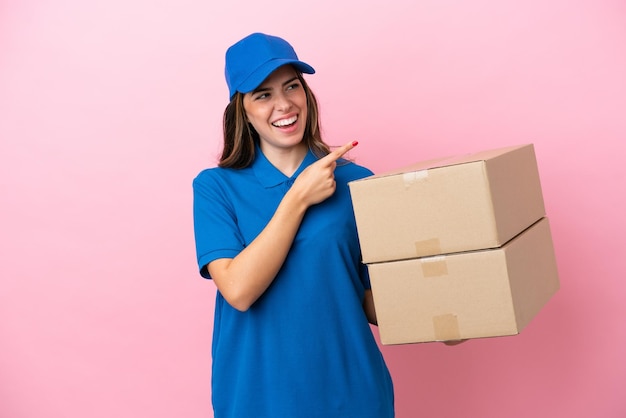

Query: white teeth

[272,116,297,127]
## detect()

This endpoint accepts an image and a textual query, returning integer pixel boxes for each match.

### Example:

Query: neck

[260,142,308,177]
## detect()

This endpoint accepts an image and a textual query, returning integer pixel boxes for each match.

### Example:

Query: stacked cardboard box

[348,144,560,345]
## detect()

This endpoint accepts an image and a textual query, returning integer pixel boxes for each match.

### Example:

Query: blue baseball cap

[225,33,315,100]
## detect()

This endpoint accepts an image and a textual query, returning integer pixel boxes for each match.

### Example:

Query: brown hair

[219,71,330,169]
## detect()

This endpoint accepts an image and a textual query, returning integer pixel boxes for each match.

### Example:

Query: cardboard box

[368,218,560,345]
[349,144,546,263]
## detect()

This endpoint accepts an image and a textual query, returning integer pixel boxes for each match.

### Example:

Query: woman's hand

[442,339,468,346]
[290,141,358,207]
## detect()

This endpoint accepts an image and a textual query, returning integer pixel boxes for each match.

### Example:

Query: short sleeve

[192,170,245,279]
[341,162,374,291]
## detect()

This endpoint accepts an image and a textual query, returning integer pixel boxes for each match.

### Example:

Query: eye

[254,92,270,100]
[286,82,301,91]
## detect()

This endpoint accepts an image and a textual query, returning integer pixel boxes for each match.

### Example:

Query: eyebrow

[252,76,300,94]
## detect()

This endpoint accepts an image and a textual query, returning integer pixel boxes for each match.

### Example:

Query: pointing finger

[321,141,359,165]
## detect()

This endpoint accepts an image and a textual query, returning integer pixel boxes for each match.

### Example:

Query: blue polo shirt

[193,146,394,418]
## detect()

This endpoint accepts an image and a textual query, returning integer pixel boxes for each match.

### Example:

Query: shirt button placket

[283,178,295,193]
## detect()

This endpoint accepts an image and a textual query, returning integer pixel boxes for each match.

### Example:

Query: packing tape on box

[420,255,448,277]
[402,170,428,188]
[414,238,442,256]
[433,314,461,341]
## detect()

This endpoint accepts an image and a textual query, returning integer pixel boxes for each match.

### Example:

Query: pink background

[2,0,625,417]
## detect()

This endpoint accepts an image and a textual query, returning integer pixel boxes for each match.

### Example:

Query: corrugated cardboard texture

[369,218,559,345]
[349,144,546,263]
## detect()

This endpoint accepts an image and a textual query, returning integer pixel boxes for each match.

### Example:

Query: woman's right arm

[207,141,357,311]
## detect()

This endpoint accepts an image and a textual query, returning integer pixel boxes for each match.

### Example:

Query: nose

[273,92,292,112]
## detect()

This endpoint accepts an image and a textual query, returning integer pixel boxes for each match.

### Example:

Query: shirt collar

[252,143,318,188]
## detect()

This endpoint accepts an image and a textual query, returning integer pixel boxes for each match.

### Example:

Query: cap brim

[236,59,315,95]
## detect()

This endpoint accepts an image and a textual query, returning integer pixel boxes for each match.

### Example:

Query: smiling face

[242,65,308,156]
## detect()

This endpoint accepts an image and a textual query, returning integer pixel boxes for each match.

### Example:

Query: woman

[193,32,394,417]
